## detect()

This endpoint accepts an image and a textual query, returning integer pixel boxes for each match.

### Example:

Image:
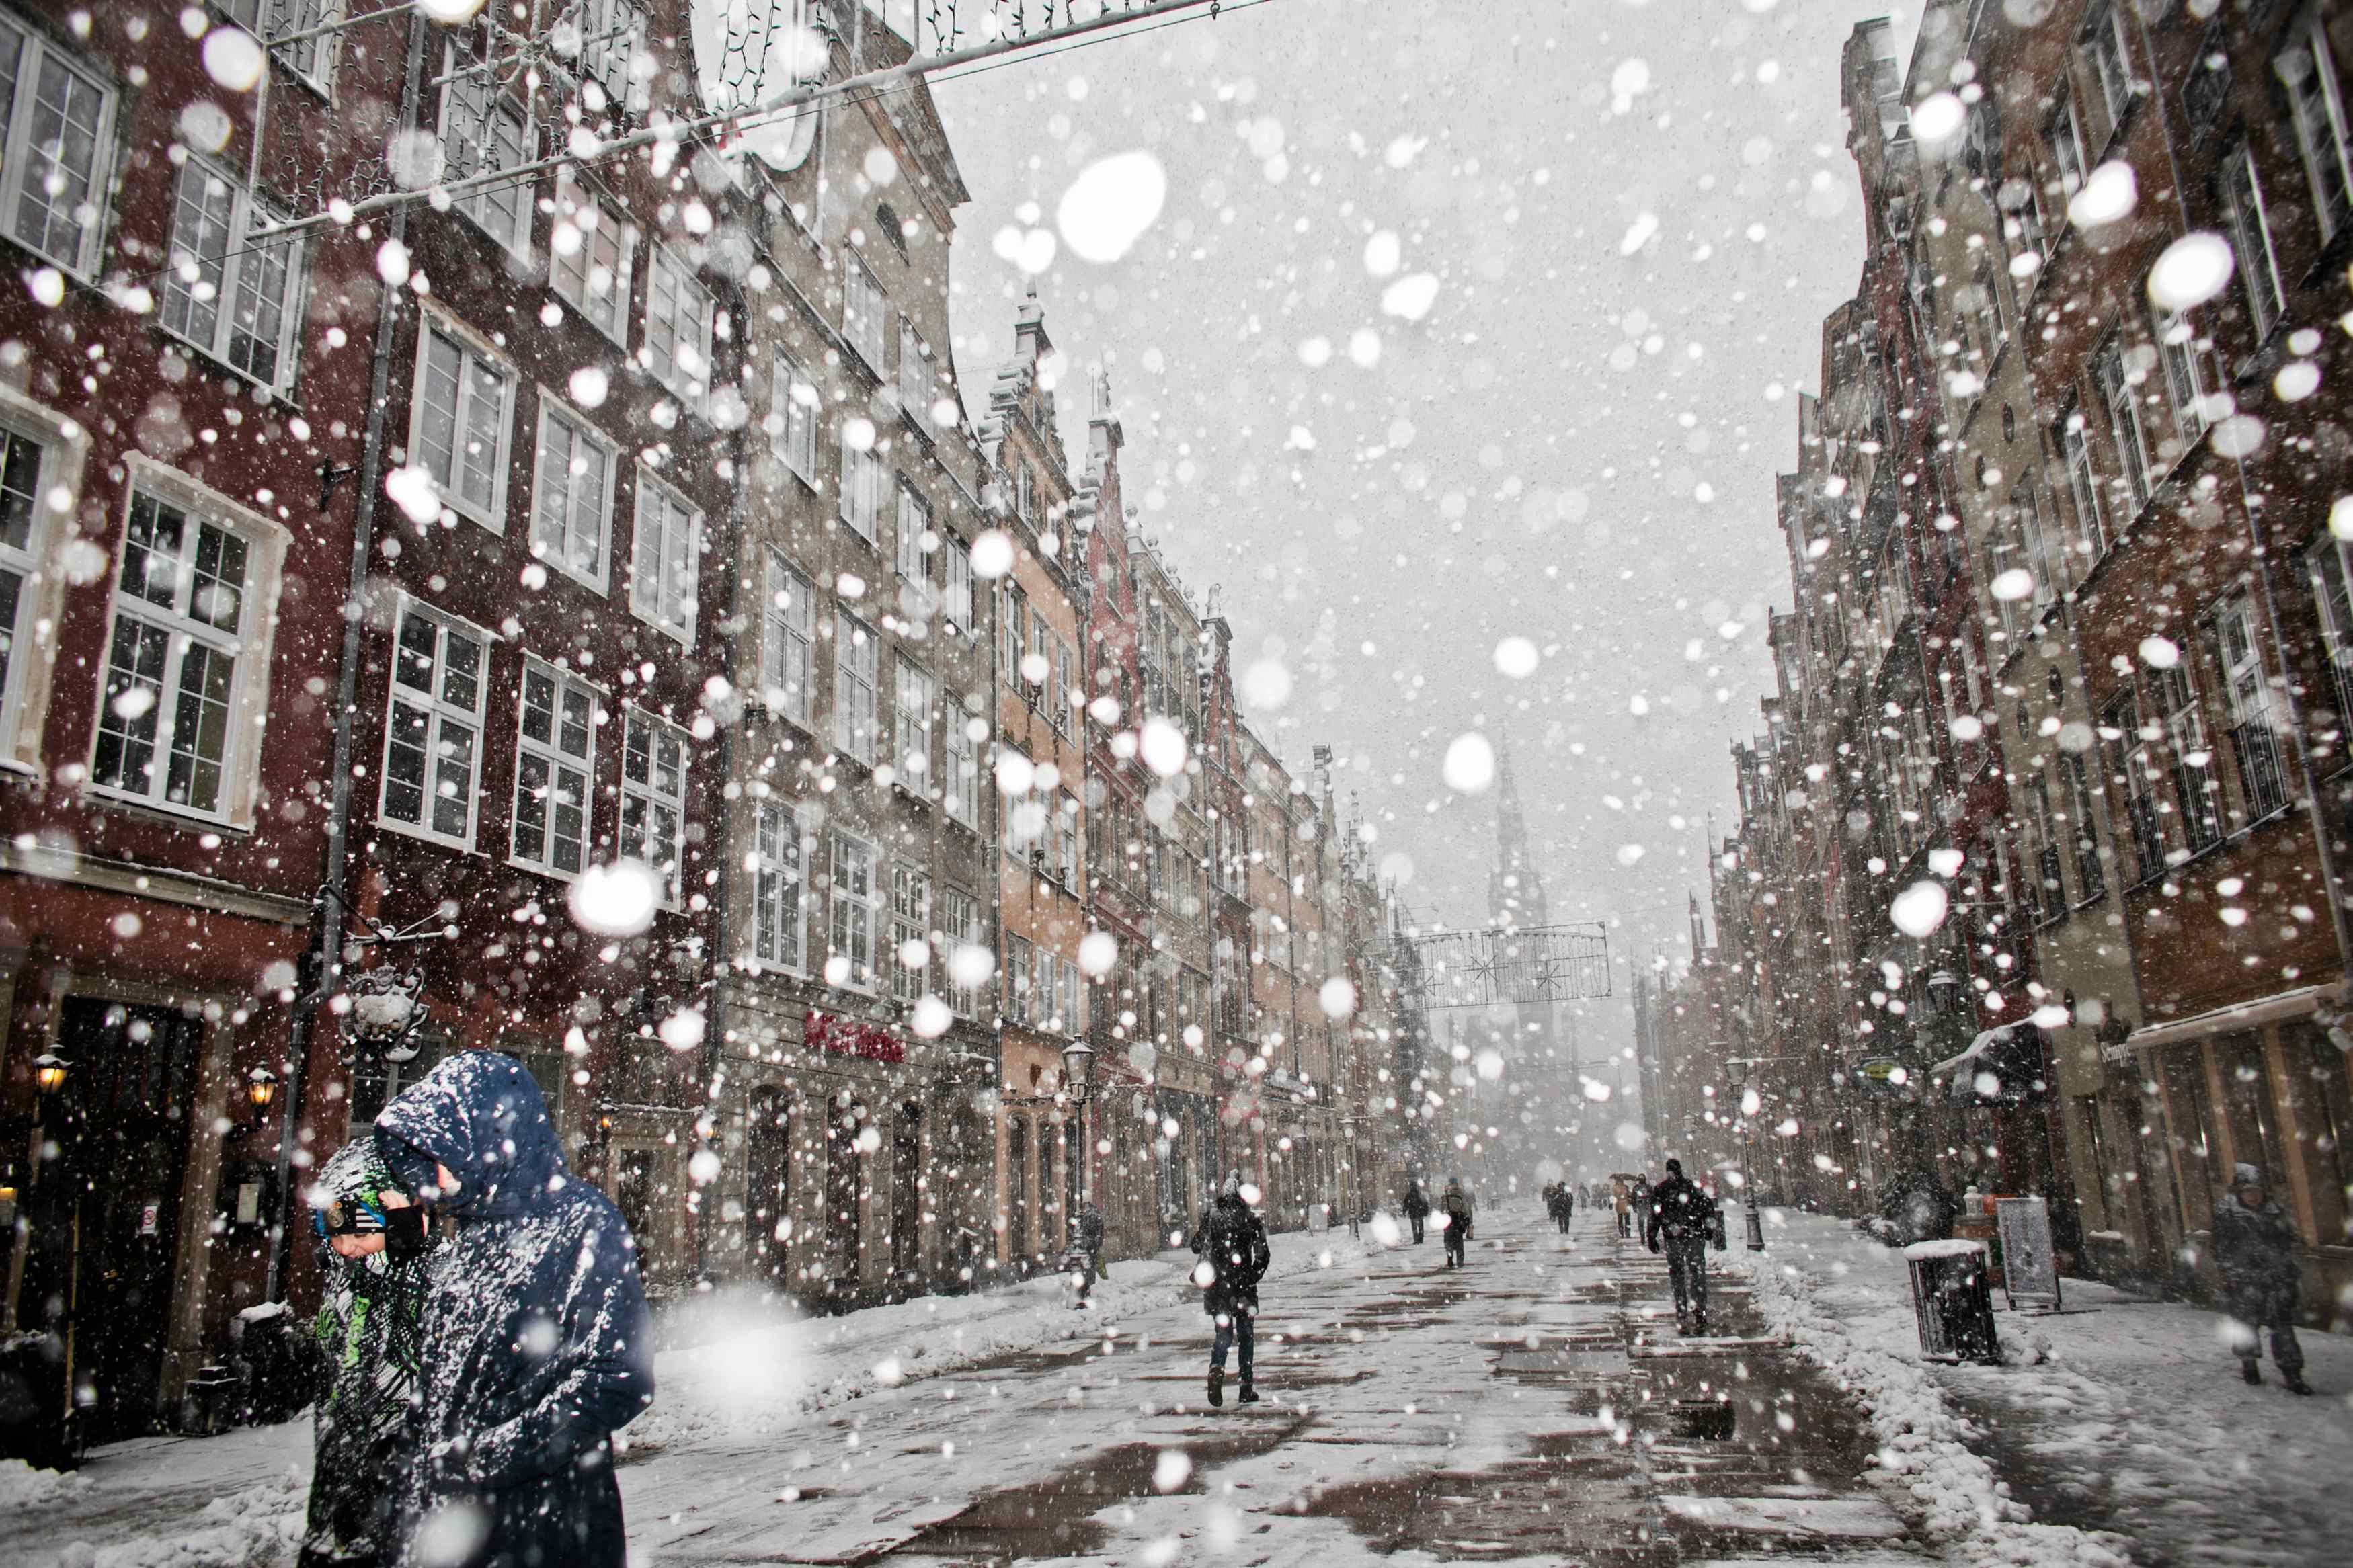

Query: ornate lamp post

[1060,1037,1096,1288]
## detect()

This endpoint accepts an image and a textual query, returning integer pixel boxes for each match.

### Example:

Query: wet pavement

[624,1204,1940,1566]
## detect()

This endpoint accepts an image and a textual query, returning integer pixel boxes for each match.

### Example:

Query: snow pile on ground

[1727,1246,2134,1568]
[0,1459,89,1510]
[49,1475,302,1568]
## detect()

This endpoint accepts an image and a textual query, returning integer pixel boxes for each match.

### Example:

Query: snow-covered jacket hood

[374,1050,569,1220]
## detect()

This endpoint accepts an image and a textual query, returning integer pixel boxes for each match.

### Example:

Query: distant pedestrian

[1630,1174,1655,1244]
[301,1139,432,1568]
[1646,1159,1722,1335]
[374,1053,654,1568]
[2212,1163,2311,1395]
[1613,1177,1632,1237]
[1071,1201,1106,1306]
[1402,1179,1431,1244]
[1441,1177,1474,1267]
[1191,1172,1270,1407]
[1557,1182,1575,1232]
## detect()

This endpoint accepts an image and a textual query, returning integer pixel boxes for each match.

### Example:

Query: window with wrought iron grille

[621,707,690,905]
[511,658,600,877]
[379,600,489,847]
[0,13,120,276]
[159,159,304,394]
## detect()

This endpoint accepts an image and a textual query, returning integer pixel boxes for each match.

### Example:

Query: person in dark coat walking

[1441,1178,1474,1267]
[2212,1163,2312,1395]
[1645,1159,1722,1335]
[374,1052,655,1568]
[1401,1180,1431,1244]
[1191,1172,1271,1407]
[1630,1174,1656,1246]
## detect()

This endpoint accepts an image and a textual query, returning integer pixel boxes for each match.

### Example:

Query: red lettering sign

[805,1010,906,1065]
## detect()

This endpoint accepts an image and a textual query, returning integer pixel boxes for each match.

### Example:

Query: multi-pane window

[530,401,615,589]
[2028,776,2064,917]
[2060,408,2106,565]
[2222,148,2286,341]
[512,659,598,876]
[1053,642,1076,735]
[0,427,47,739]
[630,470,701,643]
[2153,308,2209,450]
[943,532,975,629]
[620,708,689,903]
[770,353,819,481]
[834,612,878,763]
[2279,17,2353,243]
[561,0,643,111]
[2307,538,2353,749]
[380,602,488,845]
[1028,608,1051,703]
[93,490,255,817]
[550,167,635,343]
[1057,792,1081,889]
[413,320,515,529]
[2106,692,2165,880]
[216,0,344,90]
[2081,4,2132,142]
[761,551,815,725]
[2153,661,2222,852]
[644,244,715,407]
[2091,338,2151,518]
[895,484,930,583]
[829,832,877,987]
[2065,753,2105,903]
[944,701,979,829]
[439,58,532,254]
[2048,86,2087,194]
[897,319,931,411]
[889,863,930,1003]
[160,160,303,393]
[0,15,120,275]
[941,886,982,1014]
[1005,933,1033,1022]
[839,440,884,542]
[752,799,806,969]
[843,252,888,371]
[894,657,933,784]
[2215,595,2289,819]
[1001,585,1027,678]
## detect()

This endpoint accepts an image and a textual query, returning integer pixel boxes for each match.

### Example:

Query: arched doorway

[744,1087,792,1286]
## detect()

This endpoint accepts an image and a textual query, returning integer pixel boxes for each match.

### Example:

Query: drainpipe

[265,11,430,1306]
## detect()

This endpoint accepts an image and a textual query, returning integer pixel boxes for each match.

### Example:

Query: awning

[2123,984,2335,1051]
[1930,1024,2048,1104]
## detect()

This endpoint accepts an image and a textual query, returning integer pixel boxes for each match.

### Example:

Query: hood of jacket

[374,1050,569,1221]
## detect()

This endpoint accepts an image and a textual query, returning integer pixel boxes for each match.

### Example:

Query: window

[843,252,887,371]
[2066,753,2105,903]
[1006,934,1033,1022]
[630,470,701,643]
[829,833,877,987]
[2153,661,2222,851]
[834,612,878,763]
[2081,4,2133,142]
[838,440,884,542]
[943,532,975,628]
[942,886,982,1014]
[895,484,930,583]
[944,700,978,829]
[218,0,342,92]
[560,0,643,112]
[1029,608,1051,703]
[159,159,303,393]
[770,354,819,481]
[1057,792,1080,889]
[1001,585,1027,680]
[2091,338,2151,518]
[644,243,715,407]
[0,426,46,744]
[1054,641,1076,735]
[760,550,814,726]
[2028,777,2064,917]
[2153,308,2209,451]
[751,799,807,970]
[93,489,256,817]
[2048,85,2087,194]
[550,167,635,343]
[889,863,930,1003]
[2060,408,2106,565]
[439,56,532,254]
[1036,950,1059,1027]
[530,400,616,589]
[894,657,933,786]
[897,319,931,412]
[412,319,516,530]
[2221,148,2286,340]
[0,14,120,275]
[2106,692,2165,880]
[2215,596,2289,819]
[620,708,688,903]
[2278,17,2353,243]
[1016,465,1035,525]
[2307,538,2353,749]
[379,601,488,845]
[512,658,598,876]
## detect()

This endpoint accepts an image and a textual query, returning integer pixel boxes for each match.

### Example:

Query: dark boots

[1237,1382,1260,1404]
[1207,1365,1224,1407]
[2243,1360,2262,1385]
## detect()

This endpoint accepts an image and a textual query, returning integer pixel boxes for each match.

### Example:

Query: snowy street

[26,1200,2346,1567]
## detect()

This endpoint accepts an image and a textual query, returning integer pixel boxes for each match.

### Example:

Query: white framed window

[558,0,644,113]
[2153,308,2210,451]
[897,318,931,412]
[378,599,489,846]
[511,657,600,878]
[439,53,533,255]
[2278,16,2353,243]
[834,611,878,763]
[2215,595,2291,819]
[2091,337,2151,518]
[629,468,701,645]
[2061,407,2106,564]
[529,398,616,591]
[1015,465,1035,525]
[828,831,878,987]
[770,352,819,482]
[0,14,120,276]
[1001,585,1026,677]
[943,532,975,629]
[2080,4,2133,142]
[0,424,47,751]
[91,486,265,819]
[550,166,635,343]
[895,483,930,583]
[2221,149,2285,341]
[644,242,715,408]
[1053,641,1075,736]
[215,0,344,93]
[843,251,887,372]
[2048,86,2087,194]
[751,798,808,971]
[889,862,930,1003]
[760,550,815,726]
[2152,659,2221,850]
[894,655,933,784]
[838,439,884,543]
[1005,933,1032,1023]
[1057,792,1080,889]
[941,885,982,1015]
[620,706,688,905]
[159,159,303,394]
[2311,538,2353,725]
[944,701,978,829]
[411,317,516,530]
[1037,949,1060,1028]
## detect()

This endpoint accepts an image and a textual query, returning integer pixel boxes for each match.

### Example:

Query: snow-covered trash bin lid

[1901,1238,1986,1262]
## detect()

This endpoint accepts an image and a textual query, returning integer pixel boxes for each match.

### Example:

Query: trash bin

[1903,1239,2000,1364]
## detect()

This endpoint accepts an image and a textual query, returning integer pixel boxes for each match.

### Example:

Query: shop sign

[805,1011,906,1065]
[1858,1057,1909,1091]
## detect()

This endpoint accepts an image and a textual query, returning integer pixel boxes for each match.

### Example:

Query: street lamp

[1060,1036,1098,1297]
[1061,1036,1096,1106]
[245,1065,279,1111]
[1725,1057,1768,1253]
[30,1052,68,1096]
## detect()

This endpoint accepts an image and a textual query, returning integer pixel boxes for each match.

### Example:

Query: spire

[1014,278,1053,367]
[1689,891,1706,964]
[1487,730,1545,929]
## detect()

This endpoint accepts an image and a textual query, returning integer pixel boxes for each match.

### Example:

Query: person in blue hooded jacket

[372,1051,654,1568]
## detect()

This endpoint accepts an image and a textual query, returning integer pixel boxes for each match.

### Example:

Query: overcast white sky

[934,0,1915,1062]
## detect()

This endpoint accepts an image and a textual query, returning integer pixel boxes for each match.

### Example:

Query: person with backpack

[1441,1177,1474,1268]
[1645,1158,1724,1335]
[1190,1172,1271,1407]
[1400,1179,1431,1243]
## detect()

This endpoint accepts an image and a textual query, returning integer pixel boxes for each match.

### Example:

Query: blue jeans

[1211,1307,1254,1380]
